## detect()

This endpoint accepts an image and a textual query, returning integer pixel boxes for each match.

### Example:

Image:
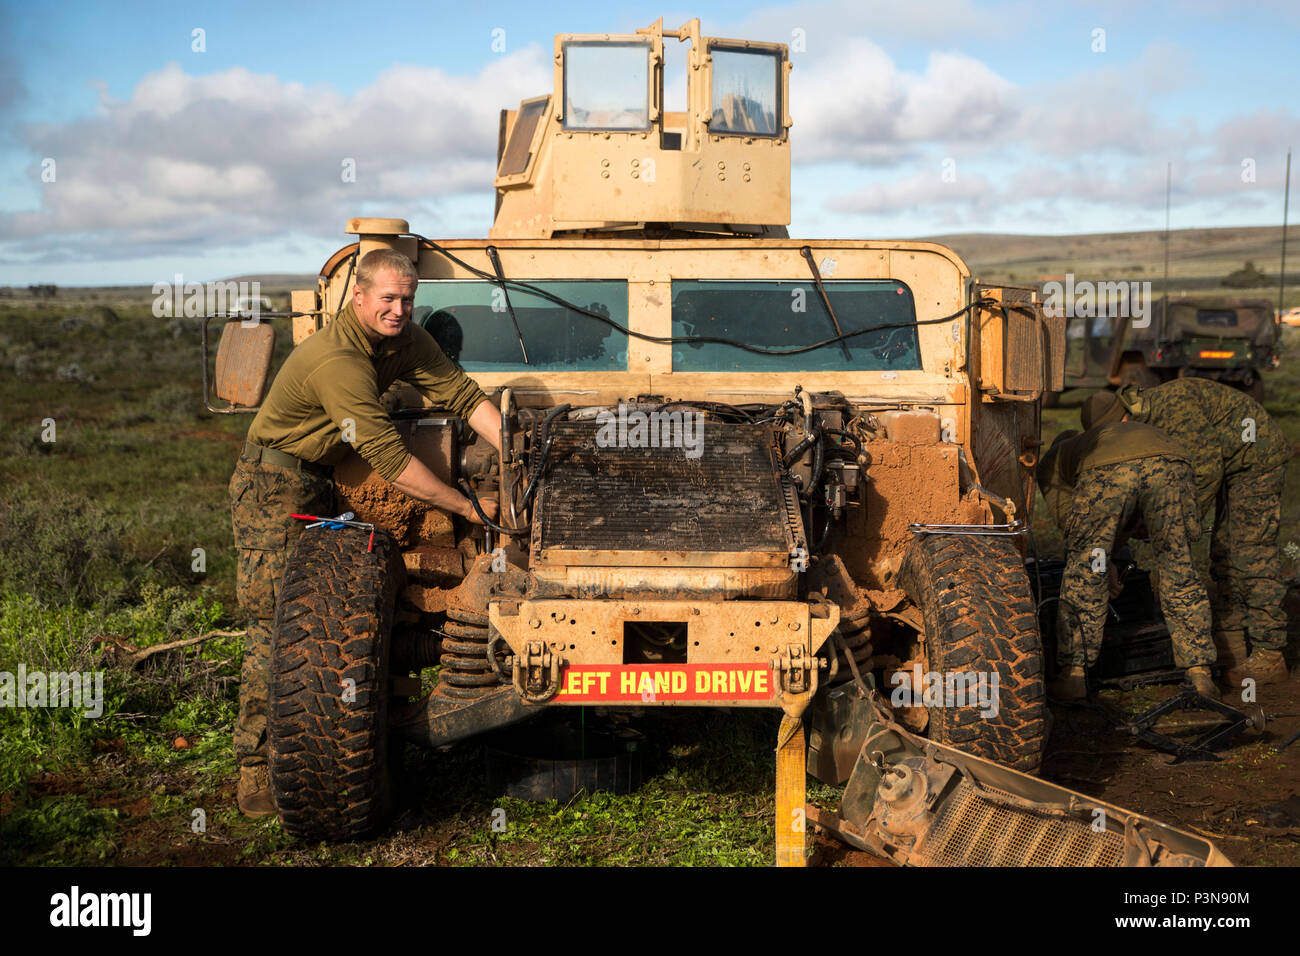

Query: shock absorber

[439,610,499,700]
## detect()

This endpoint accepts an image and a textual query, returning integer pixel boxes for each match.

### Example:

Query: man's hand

[464,495,499,526]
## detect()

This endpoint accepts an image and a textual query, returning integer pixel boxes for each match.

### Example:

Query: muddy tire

[268,526,403,841]
[898,534,1046,773]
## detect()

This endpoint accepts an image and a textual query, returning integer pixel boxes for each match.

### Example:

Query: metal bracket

[772,644,823,719]
[908,521,1025,537]
[486,629,512,681]
[511,639,563,704]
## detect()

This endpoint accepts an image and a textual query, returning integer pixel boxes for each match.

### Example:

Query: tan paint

[265,19,1078,869]
[493,19,791,238]
[491,596,838,664]
[531,565,796,598]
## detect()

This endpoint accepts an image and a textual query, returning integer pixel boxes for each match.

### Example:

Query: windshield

[709,48,780,136]
[562,42,651,131]
[415,279,628,372]
[671,279,921,371]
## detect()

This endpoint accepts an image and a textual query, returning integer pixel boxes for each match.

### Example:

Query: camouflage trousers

[1056,456,1214,670]
[1210,461,1288,651]
[229,452,334,767]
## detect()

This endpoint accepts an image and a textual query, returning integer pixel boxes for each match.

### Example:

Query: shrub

[1223,260,1271,288]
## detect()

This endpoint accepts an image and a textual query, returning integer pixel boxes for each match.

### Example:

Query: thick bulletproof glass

[709,48,779,136]
[498,97,549,177]
[415,280,628,372]
[671,280,921,372]
[562,42,651,131]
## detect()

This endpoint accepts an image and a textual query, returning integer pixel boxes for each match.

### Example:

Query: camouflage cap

[1081,390,1125,430]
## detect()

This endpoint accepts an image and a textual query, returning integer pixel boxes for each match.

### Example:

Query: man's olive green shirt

[1039,422,1191,533]
[246,301,487,481]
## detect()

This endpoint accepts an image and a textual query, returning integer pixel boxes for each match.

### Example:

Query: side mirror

[203,317,275,413]
[974,285,1063,401]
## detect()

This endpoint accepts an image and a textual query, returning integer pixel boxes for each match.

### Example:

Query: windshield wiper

[800,246,852,361]
[486,245,531,365]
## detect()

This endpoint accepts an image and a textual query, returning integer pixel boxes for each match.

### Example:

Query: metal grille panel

[533,420,801,564]
[913,778,1125,867]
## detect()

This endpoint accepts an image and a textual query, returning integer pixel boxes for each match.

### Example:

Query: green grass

[1,794,120,865]
[1,279,1296,867]
[0,293,802,867]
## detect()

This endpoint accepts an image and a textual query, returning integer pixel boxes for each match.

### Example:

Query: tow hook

[512,640,563,704]
[772,644,823,719]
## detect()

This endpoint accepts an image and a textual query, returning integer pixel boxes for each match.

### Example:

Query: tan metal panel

[290,289,319,346]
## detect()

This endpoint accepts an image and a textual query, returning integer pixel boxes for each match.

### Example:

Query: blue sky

[1,0,1296,284]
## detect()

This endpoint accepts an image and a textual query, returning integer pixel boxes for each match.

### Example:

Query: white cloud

[837,167,997,216]
[0,48,551,267]
[2,8,1293,278]
[792,38,1019,164]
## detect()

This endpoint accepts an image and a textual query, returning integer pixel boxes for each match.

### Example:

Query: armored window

[499,96,549,177]
[414,279,629,372]
[670,279,921,372]
[562,41,651,131]
[708,47,780,137]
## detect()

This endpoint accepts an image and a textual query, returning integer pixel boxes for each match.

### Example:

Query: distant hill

[7,228,1296,308]
[921,226,1296,299]
[218,274,318,288]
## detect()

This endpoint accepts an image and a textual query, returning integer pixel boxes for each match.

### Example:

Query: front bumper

[490,597,840,707]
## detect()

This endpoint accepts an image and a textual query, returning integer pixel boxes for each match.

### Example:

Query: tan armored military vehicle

[208,18,1234,867]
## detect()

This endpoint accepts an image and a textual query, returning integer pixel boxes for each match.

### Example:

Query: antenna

[1162,161,1171,315]
[1280,149,1292,321]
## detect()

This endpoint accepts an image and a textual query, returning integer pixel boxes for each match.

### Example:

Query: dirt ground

[811,656,1300,867]
[10,678,1300,868]
[7,623,1299,869]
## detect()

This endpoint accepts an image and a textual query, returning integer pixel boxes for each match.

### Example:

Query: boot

[1048,665,1088,701]
[1212,630,1248,673]
[1226,649,1290,687]
[1185,666,1220,700]
[237,764,276,819]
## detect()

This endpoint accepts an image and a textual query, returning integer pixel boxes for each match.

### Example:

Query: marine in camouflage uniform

[1083,378,1290,684]
[1037,422,1217,698]
[230,249,497,817]
[229,454,334,773]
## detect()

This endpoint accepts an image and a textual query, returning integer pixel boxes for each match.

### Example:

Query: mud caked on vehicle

[206,18,1230,866]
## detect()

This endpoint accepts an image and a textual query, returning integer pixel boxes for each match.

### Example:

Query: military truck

[1047,295,1281,403]
[206,18,1232,867]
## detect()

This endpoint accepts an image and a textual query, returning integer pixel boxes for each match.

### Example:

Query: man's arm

[394,400,502,523]
[391,455,498,525]
[310,361,499,524]
[466,398,503,453]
